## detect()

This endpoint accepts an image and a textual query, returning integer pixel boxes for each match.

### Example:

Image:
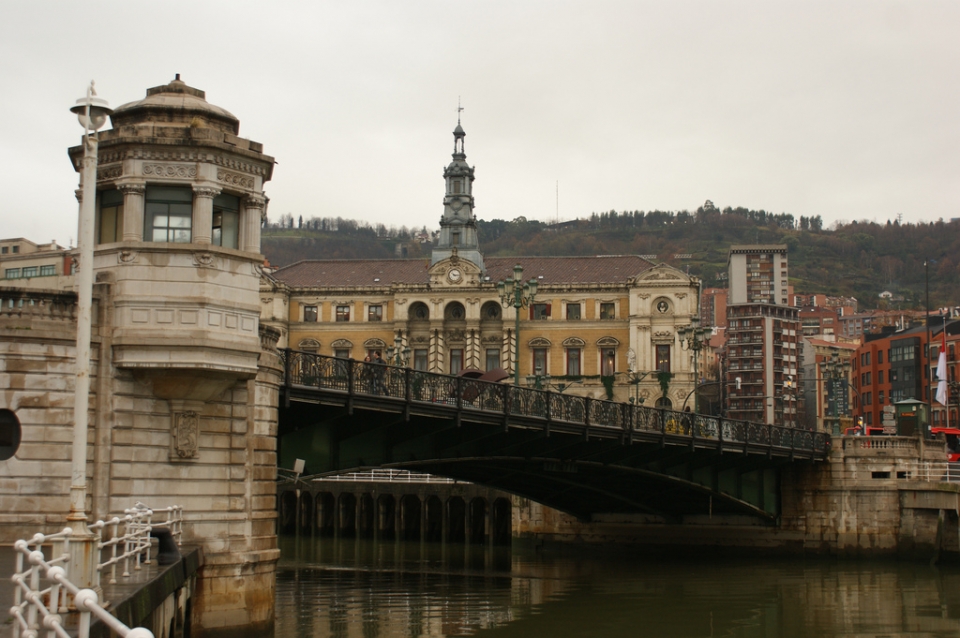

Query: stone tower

[431,119,484,273]
[60,76,280,634]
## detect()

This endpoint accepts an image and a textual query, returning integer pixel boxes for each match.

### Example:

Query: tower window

[451,232,460,246]
[212,193,240,249]
[145,186,192,243]
[453,180,462,194]
[336,305,351,322]
[98,189,123,244]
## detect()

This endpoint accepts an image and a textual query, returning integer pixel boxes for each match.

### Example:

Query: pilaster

[118,182,146,242]
[243,194,266,253]
[192,185,221,245]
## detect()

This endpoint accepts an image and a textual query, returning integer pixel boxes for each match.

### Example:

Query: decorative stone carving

[412,335,429,344]
[117,182,146,196]
[118,250,139,264]
[193,252,216,268]
[172,411,199,459]
[363,338,387,348]
[596,336,620,346]
[653,331,674,341]
[143,163,198,179]
[446,329,466,343]
[637,293,650,300]
[481,335,502,344]
[627,348,636,370]
[97,164,123,181]
[217,170,254,189]
[192,186,222,199]
[528,337,552,347]
[331,339,353,348]
[562,337,586,347]
[676,293,687,299]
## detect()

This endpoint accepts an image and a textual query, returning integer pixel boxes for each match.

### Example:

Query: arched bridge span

[278,350,830,523]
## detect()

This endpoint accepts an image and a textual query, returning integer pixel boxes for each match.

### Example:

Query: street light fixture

[386,332,411,367]
[69,81,112,591]
[677,316,708,414]
[497,264,538,385]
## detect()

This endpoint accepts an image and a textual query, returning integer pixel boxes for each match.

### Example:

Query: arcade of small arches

[277,487,513,546]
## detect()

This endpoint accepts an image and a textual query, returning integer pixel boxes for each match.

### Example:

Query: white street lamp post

[67,81,112,591]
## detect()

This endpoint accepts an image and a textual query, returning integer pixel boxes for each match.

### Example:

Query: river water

[272,535,960,637]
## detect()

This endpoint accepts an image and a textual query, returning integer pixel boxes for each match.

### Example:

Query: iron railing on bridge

[280,350,829,458]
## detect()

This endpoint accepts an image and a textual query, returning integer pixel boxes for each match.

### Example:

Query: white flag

[936,330,948,406]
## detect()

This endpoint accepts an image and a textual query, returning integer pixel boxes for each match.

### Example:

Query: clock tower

[431,118,484,274]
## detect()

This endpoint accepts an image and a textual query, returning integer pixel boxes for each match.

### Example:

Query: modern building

[801,338,857,433]
[853,319,960,432]
[724,245,800,426]
[261,122,703,407]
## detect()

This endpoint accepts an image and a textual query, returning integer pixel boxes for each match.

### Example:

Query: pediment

[428,255,484,287]
[634,264,689,283]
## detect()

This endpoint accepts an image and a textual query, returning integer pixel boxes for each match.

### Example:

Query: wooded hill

[262,203,960,311]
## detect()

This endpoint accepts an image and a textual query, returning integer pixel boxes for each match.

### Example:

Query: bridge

[278,350,830,523]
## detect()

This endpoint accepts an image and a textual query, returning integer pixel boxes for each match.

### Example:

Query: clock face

[448,268,462,283]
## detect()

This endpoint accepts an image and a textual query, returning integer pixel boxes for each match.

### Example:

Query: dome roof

[110,75,240,134]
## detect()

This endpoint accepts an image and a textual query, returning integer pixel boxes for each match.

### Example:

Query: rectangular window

[533,348,548,376]
[212,193,240,249]
[12,246,18,253]
[303,305,318,322]
[414,349,428,371]
[98,189,123,244]
[656,345,671,373]
[4,268,20,279]
[531,303,550,320]
[39,265,55,276]
[566,349,581,376]
[21,266,38,278]
[566,303,581,320]
[601,348,616,376]
[485,348,500,371]
[451,232,460,246]
[600,302,616,320]
[145,186,192,243]
[865,372,871,385]
[334,348,350,359]
[877,370,884,384]
[452,180,462,194]
[449,349,463,375]
[368,305,383,322]
[0,247,6,254]
[336,305,350,322]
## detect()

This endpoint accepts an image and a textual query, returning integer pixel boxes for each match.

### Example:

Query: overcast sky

[2,1,957,247]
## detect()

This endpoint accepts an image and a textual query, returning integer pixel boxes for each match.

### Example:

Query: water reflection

[274,535,960,637]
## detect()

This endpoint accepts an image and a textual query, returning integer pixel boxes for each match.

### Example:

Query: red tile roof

[271,255,656,288]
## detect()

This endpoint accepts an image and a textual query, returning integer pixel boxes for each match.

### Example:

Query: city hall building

[261,122,703,407]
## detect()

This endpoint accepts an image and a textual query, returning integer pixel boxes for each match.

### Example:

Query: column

[191,185,220,245]
[117,181,145,241]
[242,194,266,253]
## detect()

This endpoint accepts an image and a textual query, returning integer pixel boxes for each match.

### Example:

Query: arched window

[409,302,429,321]
[445,302,466,321]
[0,409,22,461]
[298,339,320,353]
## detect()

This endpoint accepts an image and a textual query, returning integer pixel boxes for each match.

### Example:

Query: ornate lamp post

[386,332,411,367]
[68,81,112,590]
[497,264,538,386]
[624,370,653,405]
[525,365,551,390]
[677,317,709,414]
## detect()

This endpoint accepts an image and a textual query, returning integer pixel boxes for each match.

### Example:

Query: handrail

[9,503,183,638]
[278,349,830,458]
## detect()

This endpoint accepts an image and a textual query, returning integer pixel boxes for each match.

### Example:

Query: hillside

[262,204,960,310]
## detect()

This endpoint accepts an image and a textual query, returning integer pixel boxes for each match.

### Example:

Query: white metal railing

[903,461,960,483]
[10,504,183,638]
[311,469,458,484]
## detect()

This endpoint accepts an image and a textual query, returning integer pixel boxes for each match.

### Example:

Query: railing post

[503,384,512,432]
[347,358,355,415]
[403,368,412,421]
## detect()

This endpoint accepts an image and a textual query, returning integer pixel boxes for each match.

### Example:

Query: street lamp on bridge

[386,332,411,367]
[497,264,538,386]
[69,81,112,592]
[678,317,709,414]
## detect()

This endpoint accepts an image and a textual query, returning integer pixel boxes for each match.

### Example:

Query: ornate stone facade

[261,124,704,406]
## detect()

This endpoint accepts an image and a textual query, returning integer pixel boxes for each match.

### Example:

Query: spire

[431,115,484,272]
